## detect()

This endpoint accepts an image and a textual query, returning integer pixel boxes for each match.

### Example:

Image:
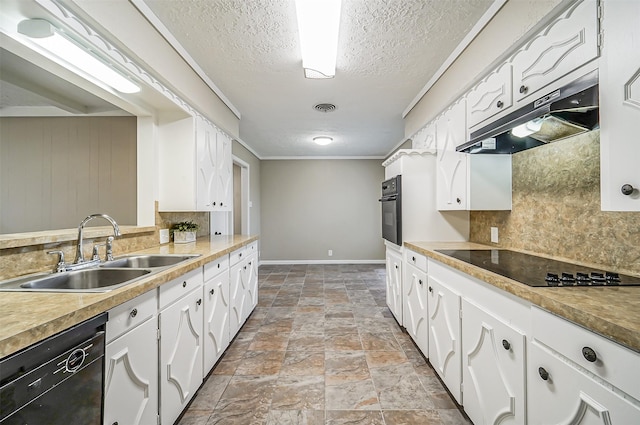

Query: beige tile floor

[178,264,472,425]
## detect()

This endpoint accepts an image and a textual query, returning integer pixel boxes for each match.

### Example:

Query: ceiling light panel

[295,0,342,79]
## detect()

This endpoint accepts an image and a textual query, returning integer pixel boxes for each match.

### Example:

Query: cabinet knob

[496,100,504,108]
[196,298,202,306]
[502,339,511,350]
[456,197,461,204]
[538,367,549,381]
[239,253,243,257]
[519,85,528,94]
[217,264,221,269]
[428,286,433,293]
[582,346,597,363]
[182,281,187,288]
[213,202,217,206]
[419,279,423,285]
[210,288,215,295]
[113,422,119,425]
[220,202,224,206]
[621,184,635,196]
[243,266,247,270]
[130,308,138,318]
[412,256,416,262]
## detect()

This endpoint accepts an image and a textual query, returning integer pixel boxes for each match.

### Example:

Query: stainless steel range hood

[457,70,599,154]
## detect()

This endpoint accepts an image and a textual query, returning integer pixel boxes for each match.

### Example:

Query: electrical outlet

[490,227,499,244]
[160,229,170,244]
[328,249,333,257]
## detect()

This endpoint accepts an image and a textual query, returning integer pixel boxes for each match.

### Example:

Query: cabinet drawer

[229,247,246,266]
[204,255,229,281]
[405,250,427,271]
[532,306,640,400]
[158,268,203,310]
[106,290,157,343]
[246,241,258,256]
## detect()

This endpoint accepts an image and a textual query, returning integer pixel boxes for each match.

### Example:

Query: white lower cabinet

[203,266,230,375]
[404,261,429,355]
[385,246,403,325]
[528,341,640,424]
[427,273,462,403]
[244,253,259,316]
[159,286,204,425]
[462,299,526,425]
[104,291,158,425]
[229,259,248,336]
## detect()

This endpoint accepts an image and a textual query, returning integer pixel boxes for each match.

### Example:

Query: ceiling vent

[314,103,336,113]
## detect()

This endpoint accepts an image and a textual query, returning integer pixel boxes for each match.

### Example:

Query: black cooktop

[435,249,640,287]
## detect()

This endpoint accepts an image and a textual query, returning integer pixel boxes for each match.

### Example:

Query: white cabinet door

[462,300,526,425]
[511,0,599,104]
[436,98,468,211]
[244,253,259,315]
[600,0,640,211]
[428,274,462,403]
[467,63,513,128]
[104,318,158,425]
[229,261,248,336]
[215,129,233,211]
[159,289,204,425]
[203,271,230,375]
[404,262,429,356]
[528,342,640,424]
[196,117,217,211]
[385,248,403,325]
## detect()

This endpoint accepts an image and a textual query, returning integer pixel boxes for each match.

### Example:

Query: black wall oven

[379,175,402,245]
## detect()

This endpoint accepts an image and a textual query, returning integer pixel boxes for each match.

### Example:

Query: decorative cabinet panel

[203,269,230,375]
[229,259,248,336]
[385,246,403,325]
[467,63,513,128]
[511,0,599,105]
[404,261,429,356]
[600,0,640,211]
[436,98,468,211]
[244,253,259,317]
[528,342,640,424]
[159,288,203,425]
[104,317,158,425]
[158,115,233,212]
[411,121,437,149]
[462,299,526,425]
[427,273,462,403]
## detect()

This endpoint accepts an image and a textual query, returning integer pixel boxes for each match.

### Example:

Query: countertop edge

[404,241,640,354]
[0,235,259,358]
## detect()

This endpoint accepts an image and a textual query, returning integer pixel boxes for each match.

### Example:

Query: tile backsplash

[470,130,640,275]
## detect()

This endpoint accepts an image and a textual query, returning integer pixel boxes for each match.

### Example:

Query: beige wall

[232,141,261,236]
[405,0,563,136]
[470,131,640,276]
[260,159,385,262]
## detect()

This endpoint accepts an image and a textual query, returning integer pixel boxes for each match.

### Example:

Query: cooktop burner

[435,249,640,287]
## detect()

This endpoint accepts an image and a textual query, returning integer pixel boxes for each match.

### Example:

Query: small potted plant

[171,221,199,244]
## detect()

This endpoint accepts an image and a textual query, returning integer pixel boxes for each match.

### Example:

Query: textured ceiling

[142,0,494,157]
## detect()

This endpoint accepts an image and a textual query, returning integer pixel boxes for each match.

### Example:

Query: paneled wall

[0,117,137,233]
[470,131,640,275]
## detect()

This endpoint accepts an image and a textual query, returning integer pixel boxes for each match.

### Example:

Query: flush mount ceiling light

[17,19,140,94]
[313,136,333,145]
[295,0,342,79]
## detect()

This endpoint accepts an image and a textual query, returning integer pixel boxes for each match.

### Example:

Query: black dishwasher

[0,313,107,424]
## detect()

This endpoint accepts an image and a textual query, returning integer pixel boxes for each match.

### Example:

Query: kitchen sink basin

[101,254,200,269]
[18,268,152,292]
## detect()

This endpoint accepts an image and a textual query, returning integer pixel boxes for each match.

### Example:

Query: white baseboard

[259,259,385,265]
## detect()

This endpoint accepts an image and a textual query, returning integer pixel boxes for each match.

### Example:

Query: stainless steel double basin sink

[0,254,200,293]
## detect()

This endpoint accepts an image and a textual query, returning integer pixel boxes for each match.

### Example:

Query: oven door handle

[379,195,398,202]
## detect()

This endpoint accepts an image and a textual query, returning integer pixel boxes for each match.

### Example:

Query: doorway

[232,156,250,235]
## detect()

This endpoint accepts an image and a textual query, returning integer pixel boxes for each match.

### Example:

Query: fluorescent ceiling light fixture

[511,118,544,138]
[313,136,333,145]
[17,19,140,94]
[295,0,342,79]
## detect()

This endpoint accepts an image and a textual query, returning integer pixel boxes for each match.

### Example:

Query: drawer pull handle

[582,347,597,363]
[130,308,138,318]
[210,289,215,295]
[496,100,503,108]
[502,339,510,350]
[428,286,433,293]
[538,367,549,381]
[183,281,187,288]
[196,299,202,306]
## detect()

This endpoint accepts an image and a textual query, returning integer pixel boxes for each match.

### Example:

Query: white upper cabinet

[466,63,513,129]
[411,121,437,150]
[510,0,599,105]
[436,98,468,211]
[600,0,640,211]
[159,115,233,212]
